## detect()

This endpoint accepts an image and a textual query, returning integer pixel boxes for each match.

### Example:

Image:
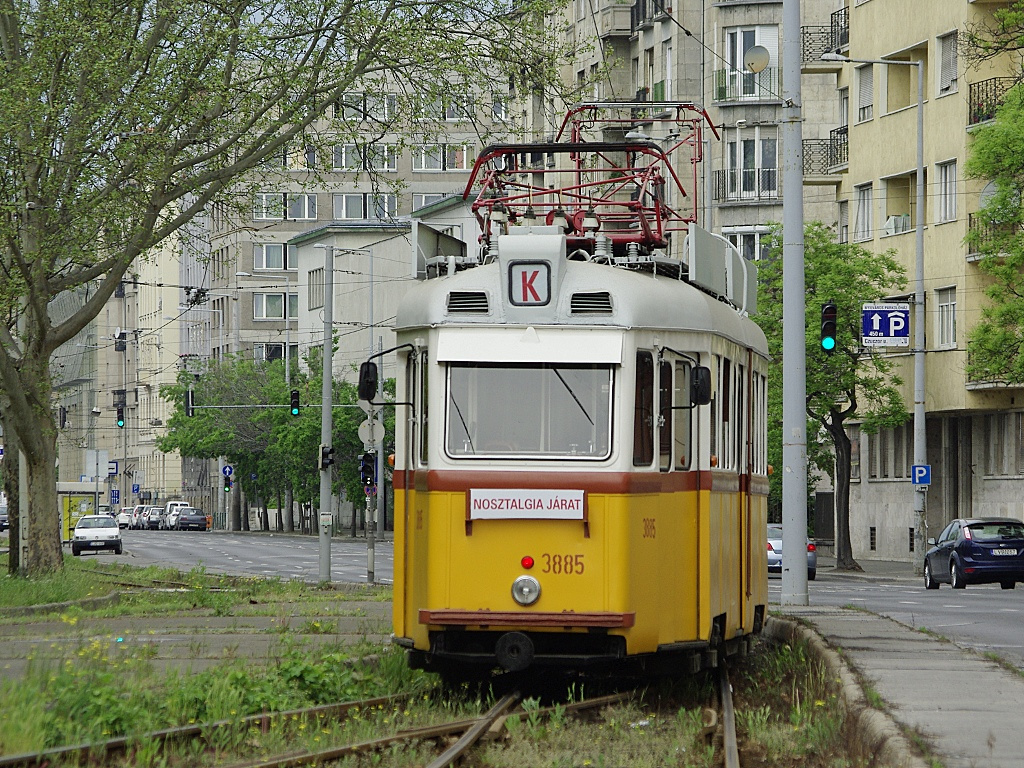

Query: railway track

[0,689,634,768]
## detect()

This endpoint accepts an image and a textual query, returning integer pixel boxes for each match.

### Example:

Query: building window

[839,88,849,128]
[253,193,285,221]
[334,92,364,120]
[333,192,397,220]
[365,93,397,123]
[333,144,361,171]
[412,144,472,171]
[848,424,860,481]
[308,267,325,310]
[857,64,873,122]
[724,227,771,261]
[253,292,298,321]
[854,184,873,241]
[718,26,778,101]
[286,193,317,220]
[938,160,957,223]
[939,31,958,94]
[870,526,877,551]
[883,174,915,235]
[492,93,509,121]
[985,413,1007,475]
[253,243,295,271]
[936,286,956,348]
[725,131,777,199]
[838,200,849,244]
[365,143,396,172]
[413,193,449,210]
[445,95,474,121]
[254,342,297,365]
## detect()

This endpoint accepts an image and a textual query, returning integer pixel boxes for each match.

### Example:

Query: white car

[116,507,132,528]
[164,501,189,530]
[72,515,123,556]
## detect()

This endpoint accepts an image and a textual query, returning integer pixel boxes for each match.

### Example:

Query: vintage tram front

[385,225,769,678]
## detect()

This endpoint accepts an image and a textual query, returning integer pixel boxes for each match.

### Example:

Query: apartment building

[819,0,1024,560]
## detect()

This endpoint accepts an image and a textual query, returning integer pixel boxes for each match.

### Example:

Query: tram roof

[395,257,768,358]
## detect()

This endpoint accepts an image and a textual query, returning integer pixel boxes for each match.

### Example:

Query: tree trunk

[1,422,20,575]
[229,486,241,530]
[260,498,269,531]
[828,413,862,571]
[3,351,64,574]
[275,488,283,531]
[240,491,250,531]
[284,487,294,532]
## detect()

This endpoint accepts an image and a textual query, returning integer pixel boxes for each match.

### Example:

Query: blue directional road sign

[862,302,911,347]
[110,489,120,505]
[222,464,233,477]
[912,464,931,486]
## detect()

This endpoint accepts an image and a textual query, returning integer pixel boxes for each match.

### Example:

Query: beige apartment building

[819,0,1024,561]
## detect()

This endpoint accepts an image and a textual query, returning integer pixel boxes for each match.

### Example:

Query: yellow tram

[364,102,770,677]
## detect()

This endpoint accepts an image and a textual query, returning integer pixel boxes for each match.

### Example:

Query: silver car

[766,524,817,580]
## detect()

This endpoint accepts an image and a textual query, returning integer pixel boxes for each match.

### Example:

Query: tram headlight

[511,575,541,606]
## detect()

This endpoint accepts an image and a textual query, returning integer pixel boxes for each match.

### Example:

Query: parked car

[144,506,165,530]
[175,508,208,531]
[924,517,1024,590]
[116,507,132,528]
[0,506,8,532]
[164,501,189,530]
[130,504,147,529]
[766,524,817,580]
[71,515,122,556]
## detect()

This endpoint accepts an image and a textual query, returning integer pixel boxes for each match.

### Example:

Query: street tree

[964,86,1024,383]
[0,0,576,573]
[757,222,908,570]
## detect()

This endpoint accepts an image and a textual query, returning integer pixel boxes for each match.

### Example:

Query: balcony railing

[967,211,1023,258]
[801,26,835,63]
[631,0,670,32]
[968,77,1016,125]
[713,68,781,102]
[712,169,780,202]
[831,6,849,50]
[829,125,848,167]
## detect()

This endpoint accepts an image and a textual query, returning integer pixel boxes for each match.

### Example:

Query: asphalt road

[112,528,393,584]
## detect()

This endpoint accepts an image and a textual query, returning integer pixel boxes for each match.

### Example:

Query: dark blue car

[924,518,1024,590]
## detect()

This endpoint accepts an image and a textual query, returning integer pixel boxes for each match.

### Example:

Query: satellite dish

[744,45,770,74]
[978,181,998,208]
[114,326,122,339]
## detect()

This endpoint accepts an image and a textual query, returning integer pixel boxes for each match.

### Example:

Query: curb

[764,616,930,768]
[0,592,120,618]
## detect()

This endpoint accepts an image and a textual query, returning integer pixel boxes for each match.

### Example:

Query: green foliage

[964,85,1024,384]
[756,222,907,526]
[158,353,396,508]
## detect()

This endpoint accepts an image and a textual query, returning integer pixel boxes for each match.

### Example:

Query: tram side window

[659,360,672,471]
[633,351,655,466]
[406,354,418,467]
[419,351,429,465]
[674,361,691,470]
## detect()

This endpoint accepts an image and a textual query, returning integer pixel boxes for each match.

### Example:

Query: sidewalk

[773,558,1024,768]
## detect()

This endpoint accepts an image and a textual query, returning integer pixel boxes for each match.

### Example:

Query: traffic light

[224,477,233,493]
[116,405,125,428]
[319,444,336,470]
[290,389,300,416]
[820,301,838,354]
[185,389,195,418]
[359,452,375,486]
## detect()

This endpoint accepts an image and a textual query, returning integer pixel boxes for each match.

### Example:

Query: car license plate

[992,548,1018,556]
[90,541,103,547]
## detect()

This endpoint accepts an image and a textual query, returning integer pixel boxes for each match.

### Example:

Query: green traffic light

[821,336,836,351]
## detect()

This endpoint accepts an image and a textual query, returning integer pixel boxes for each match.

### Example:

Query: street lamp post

[822,52,926,572]
[234,271,293,385]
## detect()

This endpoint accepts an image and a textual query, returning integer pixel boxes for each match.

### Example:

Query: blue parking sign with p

[912,465,931,486]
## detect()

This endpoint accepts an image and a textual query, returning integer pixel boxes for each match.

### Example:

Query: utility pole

[315,243,334,583]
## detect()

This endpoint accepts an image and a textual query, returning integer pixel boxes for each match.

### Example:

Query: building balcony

[803,138,845,183]
[968,77,1015,126]
[596,3,632,38]
[712,169,780,203]
[712,68,781,103]
[631,0,671,33]
[966,211,1023,261]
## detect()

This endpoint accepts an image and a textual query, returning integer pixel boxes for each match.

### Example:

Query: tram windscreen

[446,362,613,459]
